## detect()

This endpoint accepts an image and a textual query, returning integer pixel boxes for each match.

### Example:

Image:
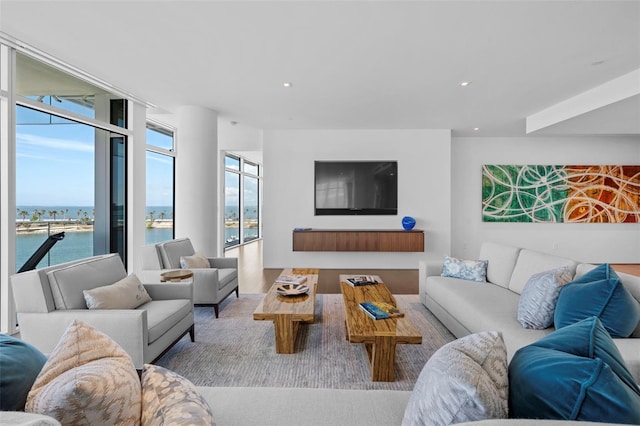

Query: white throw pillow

[402,331,508,426]
[180,252,210,269]
[517,266,573,329]
[83,273,152,309]
[26,320,142,425]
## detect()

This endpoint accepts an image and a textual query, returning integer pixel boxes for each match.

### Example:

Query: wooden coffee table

[253,268,319,354]
[340,274,422,381]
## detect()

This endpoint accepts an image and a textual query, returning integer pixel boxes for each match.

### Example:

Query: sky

[16,101,173,207]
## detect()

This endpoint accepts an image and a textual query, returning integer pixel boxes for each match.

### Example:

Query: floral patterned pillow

[141,364,215,426]
[441,256,488,282]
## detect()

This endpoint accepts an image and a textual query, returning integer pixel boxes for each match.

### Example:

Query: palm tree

[18,210,29,221]
[49,210,59,221]
[148,210,156,221]
[159,211,166,220]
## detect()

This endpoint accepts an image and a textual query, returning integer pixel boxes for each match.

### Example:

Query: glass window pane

[244,161,258,175]
[146,151,174,244]
[16,105,96,270]
[225,154,240,170]
[146,124,174,151]
[225,171,240,248]
[243,175,259,243]
[16,53,114,123]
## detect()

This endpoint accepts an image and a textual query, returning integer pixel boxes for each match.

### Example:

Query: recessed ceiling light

[473,127,480,131]
[283,82,293,88]
[460,81,471,87]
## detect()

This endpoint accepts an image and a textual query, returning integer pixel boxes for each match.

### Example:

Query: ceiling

[1,0,639,137]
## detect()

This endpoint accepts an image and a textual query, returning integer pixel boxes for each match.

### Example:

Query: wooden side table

[160,269,194,282]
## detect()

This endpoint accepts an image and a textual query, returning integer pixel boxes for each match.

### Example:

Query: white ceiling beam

[526,69,640,134]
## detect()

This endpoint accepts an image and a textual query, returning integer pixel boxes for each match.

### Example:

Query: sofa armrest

[208,257,238,269]
[144,282,193,301]
[418,260,444,306]
[17,310,148,366]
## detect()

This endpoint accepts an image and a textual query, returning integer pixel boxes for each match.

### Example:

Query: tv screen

[314,161,398,215]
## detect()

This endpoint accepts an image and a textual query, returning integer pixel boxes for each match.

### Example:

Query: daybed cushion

[0,334,47,411]
[403,331,508,425]
[509,317,640,423]
[46,254,127,309]
[554,264,640,338]
[141,364,215,425]
[26,320,142,425]
[508,250,577,295]
[517,267,573,330]
[478,242,521,288]
[83,273,152,309]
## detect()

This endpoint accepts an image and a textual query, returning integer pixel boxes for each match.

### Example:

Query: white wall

[262,129,451,269]
[451,135,640,263]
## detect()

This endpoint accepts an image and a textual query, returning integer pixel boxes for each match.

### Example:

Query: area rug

[156,294,455,391]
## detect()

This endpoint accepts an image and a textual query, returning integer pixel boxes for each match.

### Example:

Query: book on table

[359,301,404,320]
[346,275,378,286]
[275,274,308,285]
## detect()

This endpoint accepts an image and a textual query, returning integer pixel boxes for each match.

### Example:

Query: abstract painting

[482,165,640,223]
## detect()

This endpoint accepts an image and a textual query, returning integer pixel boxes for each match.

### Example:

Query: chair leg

[189,324,195,342]
[235,287,239,297]
[214,304,219,318]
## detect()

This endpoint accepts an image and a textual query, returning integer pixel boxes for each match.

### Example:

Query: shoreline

[16,220,256,235]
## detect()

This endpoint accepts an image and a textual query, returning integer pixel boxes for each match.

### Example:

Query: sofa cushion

[141,364,215,425]
[508,249,577,295]
[402,331,508,425]
[144,299,193,344]
[478,242,521,288]
[46,254,127,309]
[554,264,640,338]
[158,238,195,269]
[517,266,573,329]
[180,252,210,269]
[441,256,488,282]
[0,334,47,411]
[218,268,238,288]
[83,273,152,309]
[26,320,141,425]
[509,317,640,423]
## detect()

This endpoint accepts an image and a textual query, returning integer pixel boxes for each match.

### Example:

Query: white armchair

[10,254,195,369]
[142,238,239,318]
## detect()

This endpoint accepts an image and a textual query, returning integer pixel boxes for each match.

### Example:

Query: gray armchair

[142,238,239,317]
[10,254,195,369]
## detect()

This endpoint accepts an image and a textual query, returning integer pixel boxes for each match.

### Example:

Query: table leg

[370,335,397,382]
[274,314,298,354]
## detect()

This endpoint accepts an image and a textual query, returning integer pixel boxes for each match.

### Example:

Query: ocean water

[15,226,254,270]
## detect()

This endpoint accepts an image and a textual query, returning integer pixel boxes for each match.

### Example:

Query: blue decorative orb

[402,216,416,231]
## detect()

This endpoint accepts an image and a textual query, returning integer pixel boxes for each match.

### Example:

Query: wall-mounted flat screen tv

[314,161,398,215]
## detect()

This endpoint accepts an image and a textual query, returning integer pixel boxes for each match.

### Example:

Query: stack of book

[359,301,404,320]
[345,276,378,286]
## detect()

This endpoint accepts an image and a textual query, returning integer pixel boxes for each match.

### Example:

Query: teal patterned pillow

[517,266,573,329]
[441,256,488,282]
[141,364,215,426]
[402,331,508,425]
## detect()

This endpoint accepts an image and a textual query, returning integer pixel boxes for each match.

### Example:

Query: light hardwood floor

[225,240,640,294]
[225,240,418,294]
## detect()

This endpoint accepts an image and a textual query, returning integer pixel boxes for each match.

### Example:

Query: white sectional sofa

[418,241,640,382]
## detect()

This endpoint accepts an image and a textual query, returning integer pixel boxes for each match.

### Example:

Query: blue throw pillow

[0,334,48,411]
[554,263,640,338]
[509,317,640,423]
[441,256,488,282]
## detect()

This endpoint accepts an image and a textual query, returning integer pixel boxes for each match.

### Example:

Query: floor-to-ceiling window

[146,122,175,244]
[13,53,129,270]
[224,153,262,248]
